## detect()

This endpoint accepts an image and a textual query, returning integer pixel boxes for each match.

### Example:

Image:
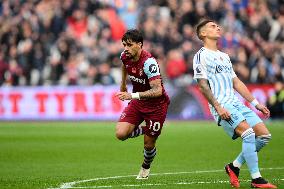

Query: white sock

[233,160,242,169]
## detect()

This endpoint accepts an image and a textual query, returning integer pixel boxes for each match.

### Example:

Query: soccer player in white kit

[193,20,277,188]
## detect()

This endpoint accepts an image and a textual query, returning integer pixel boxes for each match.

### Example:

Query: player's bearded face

[122,40,141,59]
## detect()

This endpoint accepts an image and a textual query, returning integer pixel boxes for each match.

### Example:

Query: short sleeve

[231,68,237,78]
[193,52,208,80]
[143,58,161,81]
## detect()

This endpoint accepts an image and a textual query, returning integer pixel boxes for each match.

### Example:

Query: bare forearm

[121,65,127,84]
[198,79,220,109]
[138,79,162,99]
[119,65,128,92]
[233,77,254,102]
[139,89,162,99]
[197,79,231,120]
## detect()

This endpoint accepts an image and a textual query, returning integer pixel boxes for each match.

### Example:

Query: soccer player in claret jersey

[193,20,277,188]
[115,29,170,179]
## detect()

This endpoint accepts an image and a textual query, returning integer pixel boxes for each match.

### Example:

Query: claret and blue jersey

[120,49,169,105]
[119,49,170,137]
[120,50,161,90]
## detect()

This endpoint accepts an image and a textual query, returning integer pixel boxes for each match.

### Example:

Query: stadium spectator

[0,0,283,86]
[95,62,115,85]
[166,49,187,81]
[267,81,284,118]
[0,50,8,85]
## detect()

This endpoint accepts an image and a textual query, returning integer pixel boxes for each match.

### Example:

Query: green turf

[0,121,283,189]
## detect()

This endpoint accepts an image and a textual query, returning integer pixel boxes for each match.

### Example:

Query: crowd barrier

[0,84,274,120]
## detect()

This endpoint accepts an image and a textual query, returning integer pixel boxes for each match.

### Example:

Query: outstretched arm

[233,77,270,117]
[197,78,231,120]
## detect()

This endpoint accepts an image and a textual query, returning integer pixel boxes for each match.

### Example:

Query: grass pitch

[0,121,283,189]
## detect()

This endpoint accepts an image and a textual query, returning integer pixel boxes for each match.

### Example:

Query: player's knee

[115,129,128,141]
[144,144,155,151]
[144,141,156,150]
[256,133,271,151]
[241,128,255,142]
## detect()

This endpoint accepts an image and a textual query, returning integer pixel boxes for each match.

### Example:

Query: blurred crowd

[267,81,284,118]
[0,0,284,87]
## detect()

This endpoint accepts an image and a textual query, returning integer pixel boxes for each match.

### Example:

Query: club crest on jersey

[139,69,143,76]
[132,67,136,73]
[231,113,238,121]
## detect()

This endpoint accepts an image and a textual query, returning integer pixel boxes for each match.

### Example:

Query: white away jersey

[193,47,241,117]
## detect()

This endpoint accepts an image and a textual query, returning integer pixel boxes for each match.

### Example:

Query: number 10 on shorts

[149,120,161,131]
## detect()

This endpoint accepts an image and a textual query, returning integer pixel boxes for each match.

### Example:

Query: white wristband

[131,92,140,100]
[250,99,259,107]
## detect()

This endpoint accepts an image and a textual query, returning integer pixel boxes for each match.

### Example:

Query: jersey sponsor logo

[215,65,231,74]
[129,75,146,84]
[231,113,239,121]
[149,64,158,73]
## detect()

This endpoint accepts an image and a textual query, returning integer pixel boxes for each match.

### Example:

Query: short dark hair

[122,29,143,46]
[196,19,214,40]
